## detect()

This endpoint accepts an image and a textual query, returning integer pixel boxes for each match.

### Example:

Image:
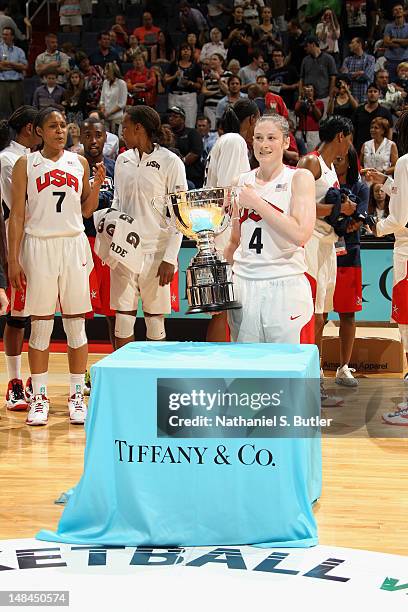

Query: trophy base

[187,301,241,315]
[185,260,242,315]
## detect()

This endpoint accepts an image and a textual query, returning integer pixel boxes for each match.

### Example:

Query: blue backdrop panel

[37,342,322,548]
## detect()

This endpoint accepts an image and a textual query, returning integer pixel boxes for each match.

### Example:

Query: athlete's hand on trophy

[8,261,26,292]
[0,288,8,316]
[92,161,106,187]
[239,183,261,211]
[157,261,175,286]
[360,167,387,185]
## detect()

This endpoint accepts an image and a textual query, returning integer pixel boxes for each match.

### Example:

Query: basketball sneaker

[335,365,358,387]
[84,370,91,396]
[382,406,408,426]
[26,394,49,426]
[6,379,28,411]
[68,393,87,425]
[25,377,33,404]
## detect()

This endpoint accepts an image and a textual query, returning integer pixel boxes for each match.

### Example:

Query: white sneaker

[335,364,358,387]
[382,406,408,426]
[26,394,49,426]
[68,393,87,425]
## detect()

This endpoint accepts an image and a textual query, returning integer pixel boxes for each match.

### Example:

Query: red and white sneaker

[25,377,33,404]
[6,379,28,411]
[26,394,49,426]
[68,393,87,425]
[382,406,408,426]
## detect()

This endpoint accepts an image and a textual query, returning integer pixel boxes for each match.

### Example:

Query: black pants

[0,81,24,120]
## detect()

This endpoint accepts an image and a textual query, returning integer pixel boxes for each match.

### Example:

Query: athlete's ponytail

[220,99,259,134]
[125,105,162,143]
[0,106,38,152]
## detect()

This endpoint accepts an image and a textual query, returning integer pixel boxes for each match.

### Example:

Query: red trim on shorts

[304,271,317,305]
[392,261,408,324]
[87,236,115,318]
[333,266,362,313]
[170,269,179,312]
[300,313,315,344]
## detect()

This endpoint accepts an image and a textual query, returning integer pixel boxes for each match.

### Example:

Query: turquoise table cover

[37,342,322,548]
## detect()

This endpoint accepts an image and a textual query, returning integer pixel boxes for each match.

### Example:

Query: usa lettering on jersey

[36,169,79,193]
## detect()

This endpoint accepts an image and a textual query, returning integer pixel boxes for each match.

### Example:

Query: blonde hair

[255,113,290,138]
[397,62,408,73]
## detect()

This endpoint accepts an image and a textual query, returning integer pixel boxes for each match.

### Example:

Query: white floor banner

[0,539,407,610]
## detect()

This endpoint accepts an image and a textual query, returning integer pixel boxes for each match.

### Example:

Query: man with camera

[295,84,323,153]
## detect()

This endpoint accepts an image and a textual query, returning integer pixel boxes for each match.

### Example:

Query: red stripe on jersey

[170,268,180,312]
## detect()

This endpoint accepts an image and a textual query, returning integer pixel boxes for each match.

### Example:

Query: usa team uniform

[204,132,251,253]
[304,152,340,314]
[228,165,314,343]
[84,157,115,317]
[111,145,188,314]
[377,157,408,350]
[12,150,93,317]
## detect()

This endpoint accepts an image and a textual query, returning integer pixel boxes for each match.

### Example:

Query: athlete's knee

[62,317,87,349]
[5,314,28,329]
[115,312,136,339]
[145,314,166,341]
[29,318,54,351]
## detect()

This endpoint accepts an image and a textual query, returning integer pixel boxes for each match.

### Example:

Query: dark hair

[220,99,259,133]
[80,116,106,131]
[344,145,359,186]
[33,106,64,131]
[196,114,210,124]
[396,110,408,154]
[228,75,241,85]
[154,30,174,58]
[177,42,192,61]
[97,30,111,41]
[249,48,263,61]
[368,183,390,217]
[0,105,38,150]
[367,82,380,91]
[125,105,163,141]
[319,115,353,143]
[2,26,14,36]
[353,36,365,49]
[88,109,103,121]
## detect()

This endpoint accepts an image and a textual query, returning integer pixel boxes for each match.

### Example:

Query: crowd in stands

[1,0,408,205]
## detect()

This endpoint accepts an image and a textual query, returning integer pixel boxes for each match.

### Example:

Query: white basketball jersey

[312,151,339,239]
[233,165,307,280]
[25,150,84,238]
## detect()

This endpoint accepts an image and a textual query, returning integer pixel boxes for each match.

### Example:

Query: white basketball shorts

[110,251,171,314]
[228,273,314,343]
[12,233,93,317]
[304,233,337,315]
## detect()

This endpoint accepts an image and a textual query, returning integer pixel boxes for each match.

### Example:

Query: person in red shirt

[125,54,157,106]
[133,12,160,48]
[257,75,289,118]
[294,84,323,152]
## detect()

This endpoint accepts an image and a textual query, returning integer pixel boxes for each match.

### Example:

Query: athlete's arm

[224,196,241,264]
[297,154,334,218]
[239,168,316,246]
[79,156,106,218]
[377,156,408,236]
[8,156,27,291]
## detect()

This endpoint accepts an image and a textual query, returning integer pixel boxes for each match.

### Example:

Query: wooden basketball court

[1,346,407,556]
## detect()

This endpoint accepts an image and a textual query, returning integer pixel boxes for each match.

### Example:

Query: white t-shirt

[25,150,84,237]
[312,151,339,240]
[204,132,250,188]
[0,140,30,221]
[233,165,307,279]
[112,144,188,264]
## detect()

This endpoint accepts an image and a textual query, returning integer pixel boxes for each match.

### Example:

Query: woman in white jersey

[111,105,188,348]
[205,98,259,342]
[226,114,316,343]
[8,107,106,427]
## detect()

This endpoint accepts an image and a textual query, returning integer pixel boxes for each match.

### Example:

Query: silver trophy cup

[152,187,242,314]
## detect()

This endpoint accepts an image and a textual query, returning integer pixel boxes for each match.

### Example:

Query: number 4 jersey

[233,165,306,280]
[25,150,84,237]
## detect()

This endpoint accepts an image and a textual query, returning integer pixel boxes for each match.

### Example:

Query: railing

[25,0,52,29]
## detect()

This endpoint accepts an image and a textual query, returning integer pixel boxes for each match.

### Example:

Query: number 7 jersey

[25,150,85,237]
[233,165,307,280]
